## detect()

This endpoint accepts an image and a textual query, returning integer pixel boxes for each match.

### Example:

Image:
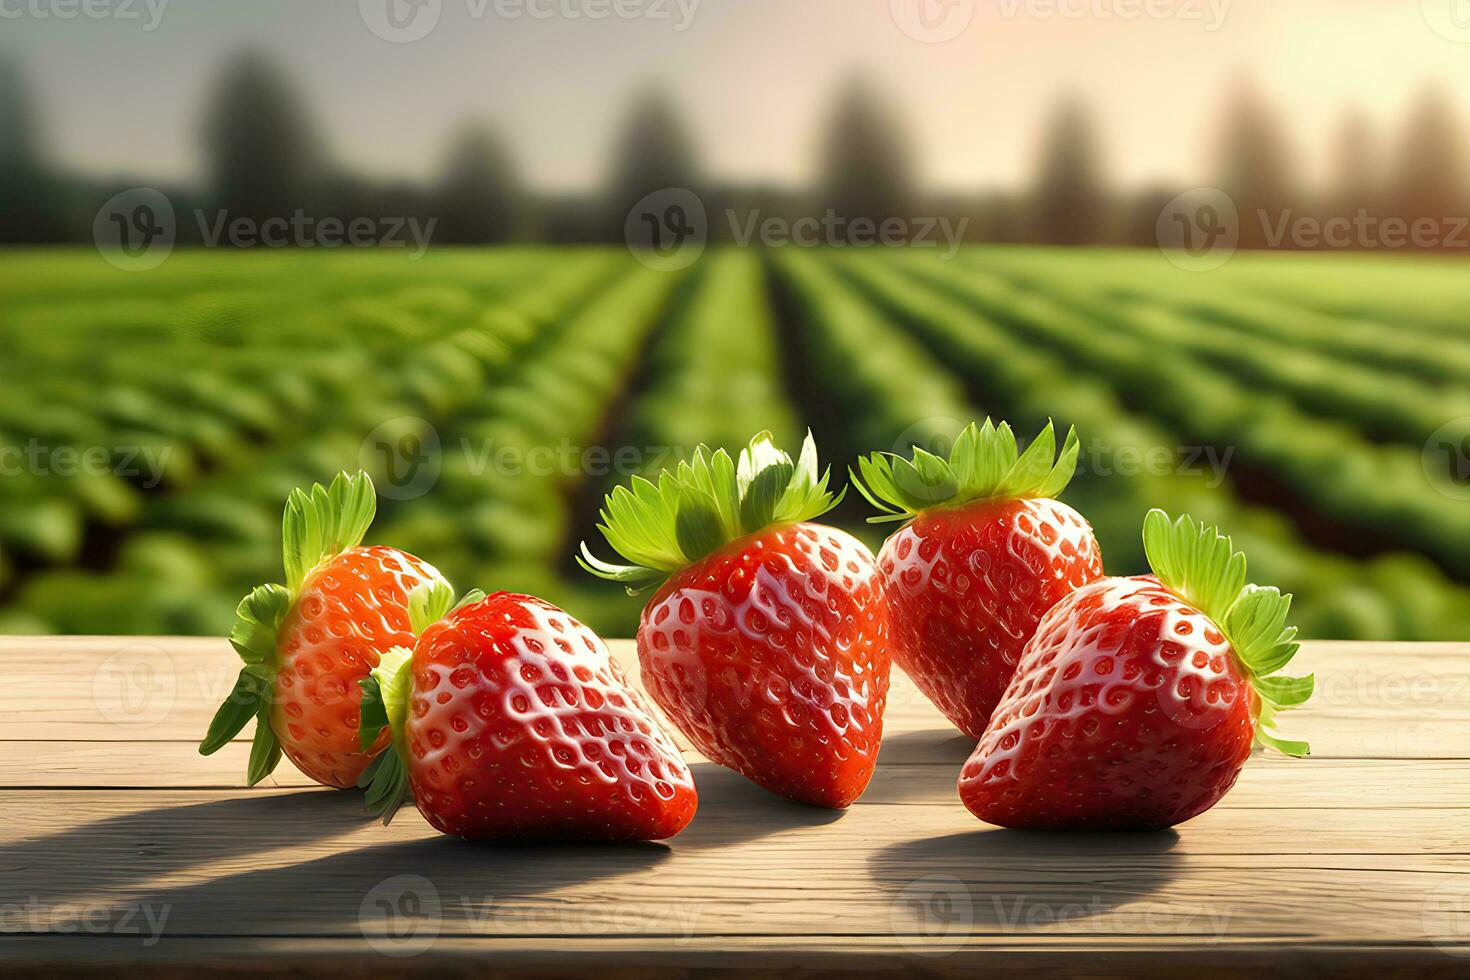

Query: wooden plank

[2,637,1467,971]
[4,639,1469,758]
[0,781,1466,950]
[1,935,1466,976]
[6,739,1469,809]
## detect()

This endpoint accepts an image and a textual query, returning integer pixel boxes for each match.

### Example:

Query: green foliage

[838,248,1470,642]
[1,245,1467,648]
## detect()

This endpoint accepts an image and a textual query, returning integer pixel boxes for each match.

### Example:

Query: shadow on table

[0,789,372,905]
[865,727,977,805]
[56,830,674,942]
[877,727,977,768]
[1,759,849,930]
[673,761,847,849]
[869,827,1183,931]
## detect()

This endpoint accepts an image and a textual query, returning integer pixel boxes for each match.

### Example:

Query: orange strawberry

[199,472,448,787]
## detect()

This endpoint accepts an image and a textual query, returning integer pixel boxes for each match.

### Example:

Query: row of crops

[0,246,1466,640]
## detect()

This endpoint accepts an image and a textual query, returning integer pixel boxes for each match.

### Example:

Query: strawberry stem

[578,430,843,594]
[851,418,1080,523]
[282,471,378,592]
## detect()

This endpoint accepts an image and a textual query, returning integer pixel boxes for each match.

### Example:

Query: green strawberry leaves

[357,645,416,825]
[283,471,378,592]
[228,583,294,669]
[1142,509,1248,624]
[407,579,457,636]
[198,663,274,758]
[246,708,283,787]
[852,419,1080,523]
[579,430,843,594]
[358,751,411,825]
[199,583,291,774]
[1142,509,1314,757]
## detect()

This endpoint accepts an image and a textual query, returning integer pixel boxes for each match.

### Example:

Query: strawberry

[959,510,1314,830]
[357,588,697,840]
[852,420,1103,739]
[199,471,449,788]
[579,432,889,808]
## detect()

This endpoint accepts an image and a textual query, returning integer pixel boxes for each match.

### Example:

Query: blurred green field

[1,245,1468,641]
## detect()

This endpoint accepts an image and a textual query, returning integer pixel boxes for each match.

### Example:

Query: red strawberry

[358,590,697,840]
[959,510,1314,830]
[580,432,889,808]
[853,420,1103,739]
[200,471,449,788]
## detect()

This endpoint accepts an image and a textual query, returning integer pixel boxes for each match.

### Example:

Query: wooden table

[0,637,1466,975]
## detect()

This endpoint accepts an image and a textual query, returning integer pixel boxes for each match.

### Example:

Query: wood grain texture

[1,637,1467,975]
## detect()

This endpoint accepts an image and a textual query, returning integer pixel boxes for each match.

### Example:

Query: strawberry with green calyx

[579,431,890,809]
[959,510,1314,831]
[199,471,449,788]
[358,585,697,840]
[852,419,1104,739]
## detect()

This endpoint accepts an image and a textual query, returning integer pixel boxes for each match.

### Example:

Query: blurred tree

[1328,110,1380,213]
[604,87,701,238]
[1392,86,1466,240]
[1031,94,1109,245]
[200,52,325,227]
[0,59,38,174]
[1216,79,1297,250]
[816,76,914,226]
[0,57,60,243]
[973,192,1026,244]
[434,121,523,244]
[1124,186,1183,248]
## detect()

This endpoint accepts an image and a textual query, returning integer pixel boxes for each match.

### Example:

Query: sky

[4,0,1469,193]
